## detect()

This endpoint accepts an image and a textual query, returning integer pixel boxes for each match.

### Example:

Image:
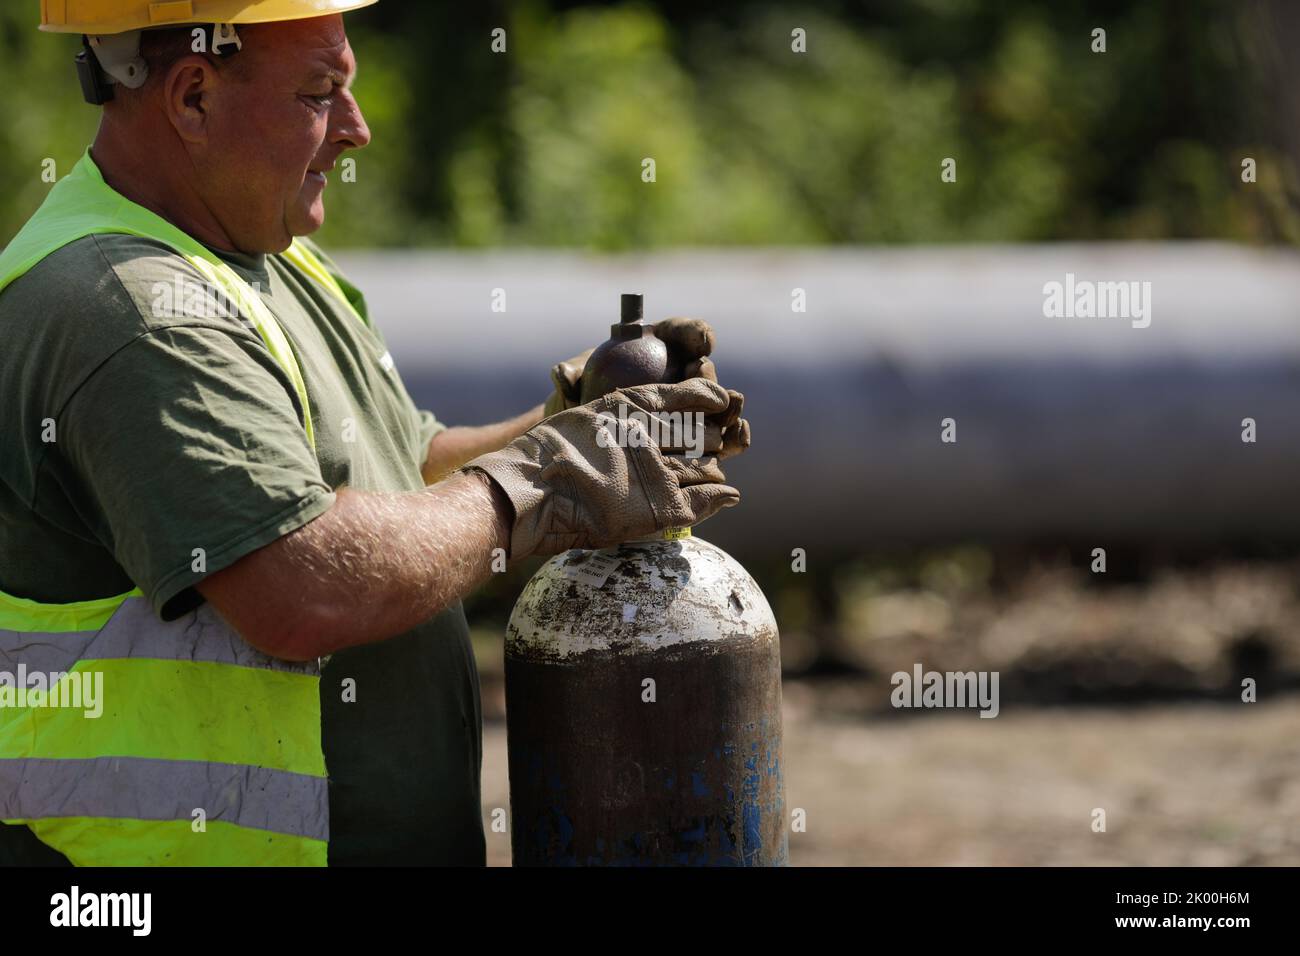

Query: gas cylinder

[504,294,787,866]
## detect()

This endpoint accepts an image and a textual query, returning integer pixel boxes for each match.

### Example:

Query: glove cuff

[462,436,549,560]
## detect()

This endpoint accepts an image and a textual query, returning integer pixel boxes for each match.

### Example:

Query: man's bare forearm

[421,404,544,483]
[199,470,512,661]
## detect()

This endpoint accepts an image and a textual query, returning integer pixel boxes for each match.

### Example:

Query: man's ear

[162,55,218,144]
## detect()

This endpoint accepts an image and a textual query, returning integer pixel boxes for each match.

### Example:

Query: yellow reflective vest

[0,150,362,866]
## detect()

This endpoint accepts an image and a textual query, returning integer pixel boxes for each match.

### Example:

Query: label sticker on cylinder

[562,551,621,589]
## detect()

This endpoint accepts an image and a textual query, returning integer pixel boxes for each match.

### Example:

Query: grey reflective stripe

[0,598,318,677]
[0,756,328,842]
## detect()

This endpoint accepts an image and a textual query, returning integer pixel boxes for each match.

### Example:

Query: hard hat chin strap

[75,24,243,106]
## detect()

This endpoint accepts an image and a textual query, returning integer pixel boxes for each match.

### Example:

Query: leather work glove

[466,379,749,559]
[543,317,721,418]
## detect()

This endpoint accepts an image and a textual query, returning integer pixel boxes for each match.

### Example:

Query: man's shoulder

[285,235,371,325]
[5,232,252,329]
[0,234,270,447]
[0,233,261,373]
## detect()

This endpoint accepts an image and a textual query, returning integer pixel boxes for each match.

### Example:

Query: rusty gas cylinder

[504,294,787,866]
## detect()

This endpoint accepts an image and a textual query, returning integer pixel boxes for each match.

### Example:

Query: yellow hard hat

[40,0,379,36]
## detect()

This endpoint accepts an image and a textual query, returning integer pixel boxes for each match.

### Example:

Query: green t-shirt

[0,233,484,866]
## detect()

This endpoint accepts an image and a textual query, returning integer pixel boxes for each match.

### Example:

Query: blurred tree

[0,9,99,242]
[0,0,1294,248]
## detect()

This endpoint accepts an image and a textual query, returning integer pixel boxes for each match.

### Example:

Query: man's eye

[306,93,334,108]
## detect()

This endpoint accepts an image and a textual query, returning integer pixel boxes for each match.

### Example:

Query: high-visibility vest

[0,149,362,866]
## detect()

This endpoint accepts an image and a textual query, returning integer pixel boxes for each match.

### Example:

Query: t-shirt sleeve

[416,408,447,456]
[50,324,336,619]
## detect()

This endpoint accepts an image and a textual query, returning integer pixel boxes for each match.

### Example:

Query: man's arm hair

[197,469,512,661]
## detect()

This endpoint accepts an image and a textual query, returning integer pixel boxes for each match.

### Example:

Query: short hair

[136,25,250,90]
[139,26,201,80]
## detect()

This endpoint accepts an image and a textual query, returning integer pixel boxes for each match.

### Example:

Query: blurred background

[4,0,1300,865]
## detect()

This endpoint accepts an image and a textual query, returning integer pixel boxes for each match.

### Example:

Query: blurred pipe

[337,244,1300,555]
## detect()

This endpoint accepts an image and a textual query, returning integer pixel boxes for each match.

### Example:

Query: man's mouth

[306,165,333,186]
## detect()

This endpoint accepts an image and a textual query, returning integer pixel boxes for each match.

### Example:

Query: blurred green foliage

[1,0,1295,248]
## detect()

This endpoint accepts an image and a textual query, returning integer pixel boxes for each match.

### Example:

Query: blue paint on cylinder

[743,806,762,861]
[691,771,711,798]
[680,821,707,843]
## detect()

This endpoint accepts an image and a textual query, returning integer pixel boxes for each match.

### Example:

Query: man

[0,1,748,866]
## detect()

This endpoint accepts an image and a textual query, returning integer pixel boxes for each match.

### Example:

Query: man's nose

[331,89,371,151]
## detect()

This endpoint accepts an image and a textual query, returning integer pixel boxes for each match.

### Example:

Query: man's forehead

[245,16,355,73]
[309,48,357,85]
[301,30,356,84]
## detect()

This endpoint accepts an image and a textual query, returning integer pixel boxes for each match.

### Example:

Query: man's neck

[91,120,240,254]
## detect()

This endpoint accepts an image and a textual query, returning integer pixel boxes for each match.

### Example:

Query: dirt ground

[479,693,1300,866]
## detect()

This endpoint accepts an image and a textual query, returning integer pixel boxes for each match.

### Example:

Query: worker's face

[198,15,370,253]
